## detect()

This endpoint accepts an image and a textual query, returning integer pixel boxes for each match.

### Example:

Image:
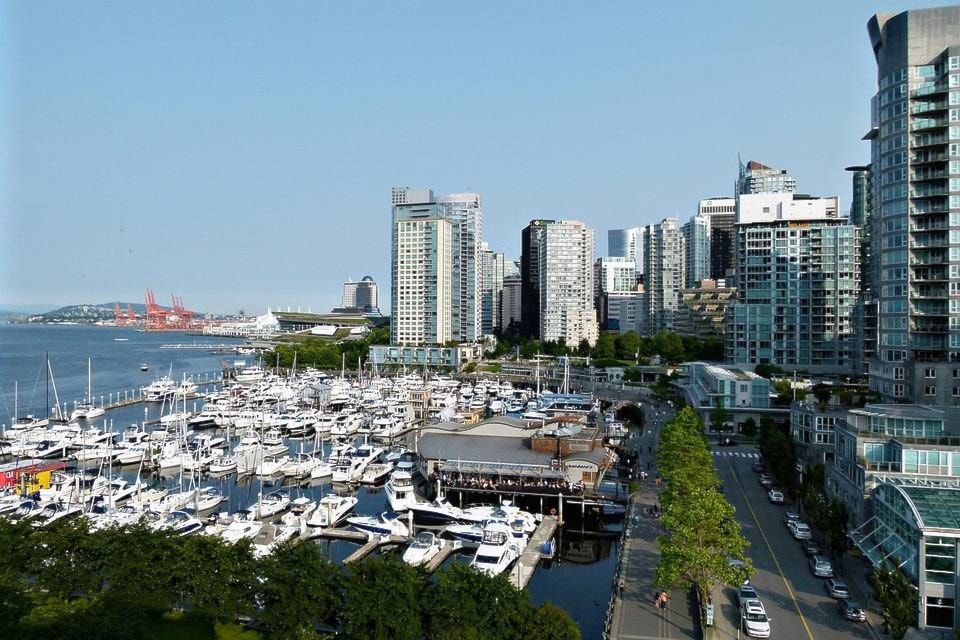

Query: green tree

[254,542,342,637]
[591,332,616,360]
[740,417,758,439]
[526,602,581,640]
[577,338,591,357]
[650,331,684,363]
[614,331,641,361]
[753,363,783,379]
[709,399,729,433]
[341,555,427,640]
[874,561,917,639]
[427,563,533,640]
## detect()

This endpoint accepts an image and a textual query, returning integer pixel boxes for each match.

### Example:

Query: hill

[18,302,152,324]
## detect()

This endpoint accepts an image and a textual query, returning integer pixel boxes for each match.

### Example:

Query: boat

[142,377,177,402]
[408,497,464,525]
[10,499,45,522]
[249,489,291,519]
[251,521,298,558]
[469,521,522,576]
[151,510,204,536]
[385,470,419,512]
[444,522,486,544]
[359,460,395,485]
[71,358,106,421]
[306,494,358,528]
[141,364,149,372]
[255,454,290,477]
[114,338,129,342]
[460,503,539,535]
[31,501,83,527]
[209,455,238,474]
[403,531,443,566]
[346,511,409,537]
[190,487,225,513]
[280,452,321,479]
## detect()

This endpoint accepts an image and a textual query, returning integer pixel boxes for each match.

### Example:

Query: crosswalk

[711,451,760,458]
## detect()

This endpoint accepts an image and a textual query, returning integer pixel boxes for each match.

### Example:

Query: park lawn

[144,612,263,640]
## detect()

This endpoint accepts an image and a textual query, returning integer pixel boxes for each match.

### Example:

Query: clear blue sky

[1,1,952,314]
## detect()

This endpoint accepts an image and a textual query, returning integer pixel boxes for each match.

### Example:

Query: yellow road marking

[722,454,815,640]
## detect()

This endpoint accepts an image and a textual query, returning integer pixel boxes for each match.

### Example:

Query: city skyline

[4,2,954,313]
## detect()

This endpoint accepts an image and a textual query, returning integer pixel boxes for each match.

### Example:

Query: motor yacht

[306,494,358,528]
[402,531,443,566]
[346,511,409,537]
[409,497,464,525]
[249,489,291,519]
[469,521,522,577]
[385,471,419,512]
[31,501,83,527]
[151,510,204,536]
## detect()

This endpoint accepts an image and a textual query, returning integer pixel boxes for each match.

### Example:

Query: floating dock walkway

[424,539,460,573]
[310,527,407,563]
[509,515,559,589]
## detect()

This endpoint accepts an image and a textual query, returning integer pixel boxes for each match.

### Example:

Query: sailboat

[71,358,105,421]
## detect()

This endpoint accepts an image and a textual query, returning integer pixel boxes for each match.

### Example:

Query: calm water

[0,323,617,639]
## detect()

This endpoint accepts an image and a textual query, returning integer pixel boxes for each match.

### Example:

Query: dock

[509,515,559,589]
[309,527,369,542]
[424,539,460,573]
[309,527,407,563]
[343,534,407,563]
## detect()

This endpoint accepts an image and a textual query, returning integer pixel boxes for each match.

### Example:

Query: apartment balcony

[912,169,949,182]
[910,219,950,231]
[912,134,950,148]
[911,204,949,215]
[910,304,948,316]
[911,81,949,98]
[910,319,948,333]
[911,101,949,114]
[910,254,948,266]
[911,267,948,282]
[911,235,950,248]
[911,151,949,165]
[910,285,948,298]
[911,118,949,131]
[913,335,948,349]
[910,187,949,198]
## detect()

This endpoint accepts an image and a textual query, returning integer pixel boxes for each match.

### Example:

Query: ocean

[0,323,617,639]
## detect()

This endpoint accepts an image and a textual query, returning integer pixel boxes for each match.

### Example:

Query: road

[710,442,876,640]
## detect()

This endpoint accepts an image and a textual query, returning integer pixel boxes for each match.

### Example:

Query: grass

[144,612,263,640]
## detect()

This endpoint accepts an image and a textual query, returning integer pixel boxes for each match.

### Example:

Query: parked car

[783,512,801,528]
[737,582,759,605]
[791,522,813,540]
[767,489,785,504]
[837,598,867,623]
[824,579,850,599]
[719,437,738,447]
[740,598,771,638]
[802,540,822,557]
[751,462,765,473]
[759,473,774,488]
[809,555,834,578]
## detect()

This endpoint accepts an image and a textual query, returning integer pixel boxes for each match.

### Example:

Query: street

[710,442,876,640]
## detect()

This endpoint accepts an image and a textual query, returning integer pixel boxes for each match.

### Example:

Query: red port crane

[144,289,200,331]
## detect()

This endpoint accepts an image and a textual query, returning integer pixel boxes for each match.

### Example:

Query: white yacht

[385,471,419,512]
[255,454,290,477]
[346,511,409,537]
[402,531,443,566]
[249,489,291,519]
[409,497,464,525]
[280,452,321,479]
[151,510,204,536]
[470,521,522,577]
[31,501,83,527]
[209,455,238,474]
[307,494,358,528]
[142,377,178,402]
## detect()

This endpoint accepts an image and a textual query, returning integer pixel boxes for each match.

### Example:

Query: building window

[925,368,937,379]
[926,385,937,397]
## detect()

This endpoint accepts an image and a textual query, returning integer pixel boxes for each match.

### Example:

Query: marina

[0,323,631,638]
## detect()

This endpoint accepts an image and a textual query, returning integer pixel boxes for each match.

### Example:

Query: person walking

[659,592,668,610]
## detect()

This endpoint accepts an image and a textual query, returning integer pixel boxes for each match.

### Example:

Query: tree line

[490,330,724,365]
[653,407,752,624]
[0,518,579,640]
[262,327,390,371]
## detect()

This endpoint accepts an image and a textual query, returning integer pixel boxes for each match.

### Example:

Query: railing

[911,82,949,98]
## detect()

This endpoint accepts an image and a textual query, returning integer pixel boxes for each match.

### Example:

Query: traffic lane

[716,449,873,640]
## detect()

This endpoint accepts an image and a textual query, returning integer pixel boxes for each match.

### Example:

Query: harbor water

[0,323,617,639]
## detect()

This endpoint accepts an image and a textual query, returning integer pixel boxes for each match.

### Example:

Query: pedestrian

[654,592,661,609]
[655,475,662,487]
[659,592,668,609]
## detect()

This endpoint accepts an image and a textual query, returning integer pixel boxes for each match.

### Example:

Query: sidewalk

[607,405,698,640]
[838,552,884,640]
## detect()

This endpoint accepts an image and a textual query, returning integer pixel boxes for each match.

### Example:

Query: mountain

[17,302,153,324]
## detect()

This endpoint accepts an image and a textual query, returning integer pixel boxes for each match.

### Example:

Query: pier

[309,527,408,563]
[424,539,460,573]
[509,515,558,589]
[160,343,241,350]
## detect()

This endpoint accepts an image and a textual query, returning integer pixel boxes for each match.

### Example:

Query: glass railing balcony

[912,82,949,97]
[911,221,949,231]
[911,188,949,198]
[911,286,948,298]
[910,305,949,316]
[912,237,950,248]
[911,204,949,214]
[911,255,947,265]
[911,270,948,282]
[912,134,950,147]
[912,101,949,114]
[912,152,949,164]
[912,170,949,181]
[911,118,949,131]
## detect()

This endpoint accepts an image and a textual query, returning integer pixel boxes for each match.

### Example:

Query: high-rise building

[390,188,483,344]
[539,221,599,346]
[847,165,876,375]
[390,201,453,346]
[676,280,736,338]
[640,218,685,334]
[681,213,712,288]
[595,256,639,331]
[736,160,797,195]
[608,227,643,276]
[340,276,380,313]
[699,197,737,282]
[520,219,555,338]
[436,193,483,343]
[479,244,507,335]
[500,273,522,332]
[726,193,859,370]
[866,7,960,405]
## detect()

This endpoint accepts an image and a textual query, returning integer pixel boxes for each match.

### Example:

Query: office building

[435,192,483,343]
[595,256,637,298]
[602,291,643,334]
[640,218,685,333]
[479,244,507,335]
[675,280,736,337]
[865,7,960,405]
[390,197,452,346]
[736,159,797,195]
[500,273,522,332]
[520,219,555,338]
[682,213,712,288]
[699,197,737,282]
[608,227,643,276]
[726,193,859,371]
[539,220,599,346]
[340,276,380,314]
